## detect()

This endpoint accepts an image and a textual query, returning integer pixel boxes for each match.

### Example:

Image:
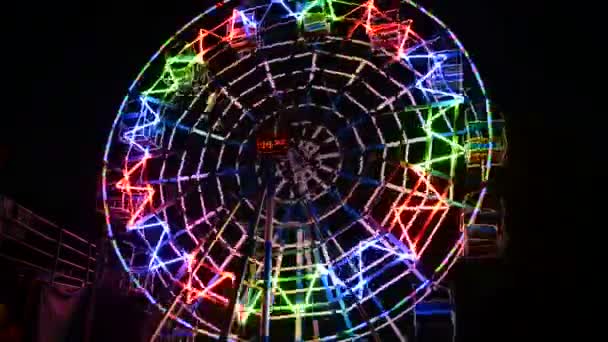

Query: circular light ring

[102,1,492,339]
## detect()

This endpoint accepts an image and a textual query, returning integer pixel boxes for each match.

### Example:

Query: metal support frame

[222,188,267,340]
[86,242,93,284]
[50,229,63,285]
[260,159,276,341]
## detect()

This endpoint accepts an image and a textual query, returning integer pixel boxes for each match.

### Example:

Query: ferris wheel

[100,0,507,340]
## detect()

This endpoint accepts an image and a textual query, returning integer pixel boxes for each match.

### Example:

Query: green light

[327,0,336,20]
[272,302,328,312]
[414,152,464,167]
[304,269,320,305]
[143,52,200,97]
[449,103,460,200]
[428,102,459,122]
[242,290,262,324]
[276,286,296,313]
[395,98,463,114]
[255,273,317,283]
[427,131,465,151]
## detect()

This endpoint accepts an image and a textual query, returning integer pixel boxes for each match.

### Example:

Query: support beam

[261,160,276,341]
[222,188,267,340]
[302,199,381,342]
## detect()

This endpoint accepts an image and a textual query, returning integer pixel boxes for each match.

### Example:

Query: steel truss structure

[100,1,507,340]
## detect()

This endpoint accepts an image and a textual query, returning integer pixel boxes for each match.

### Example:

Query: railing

[0,195,97,289]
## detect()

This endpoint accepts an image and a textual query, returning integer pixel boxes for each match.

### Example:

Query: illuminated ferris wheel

[101,0,507,340]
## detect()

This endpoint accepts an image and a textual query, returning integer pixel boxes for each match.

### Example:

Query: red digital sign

[256,138,288,155]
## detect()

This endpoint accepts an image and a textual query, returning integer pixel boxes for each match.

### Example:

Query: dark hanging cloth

[33,283,90,342]
[84,264,161,342]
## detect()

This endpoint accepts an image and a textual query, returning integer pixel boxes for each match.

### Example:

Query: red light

[256,138,288,155]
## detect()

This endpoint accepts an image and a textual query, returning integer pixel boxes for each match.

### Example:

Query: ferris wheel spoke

[148,166,247,185]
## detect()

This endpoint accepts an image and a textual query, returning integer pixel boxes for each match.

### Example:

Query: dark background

[0,1,567,341]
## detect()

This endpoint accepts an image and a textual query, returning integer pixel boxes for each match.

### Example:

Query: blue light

[121,96,163,153]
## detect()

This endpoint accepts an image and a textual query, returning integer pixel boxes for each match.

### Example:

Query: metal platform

[0,195,97,289]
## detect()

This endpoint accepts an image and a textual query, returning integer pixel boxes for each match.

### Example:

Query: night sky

[1,1,563,340]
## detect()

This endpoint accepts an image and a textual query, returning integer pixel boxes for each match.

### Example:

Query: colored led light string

[102,0,496,336]
[404,167,450,252]
[391,167,436,254]
[102,1,242,335]
[181,202,242,305]
[412,187,449,248]
[115,156,155,228]
[415,205,451,258]
[403,0,494,178]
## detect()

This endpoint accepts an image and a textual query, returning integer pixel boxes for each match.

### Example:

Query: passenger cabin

[366,8,411,56]
[227,9,259,55]
[143,54,200,97]
[118,98,164,154]
[301,12,331,36]
[464,119,506,168]
[414,285,455,342]
[428,50,464,98]
[296,0,332,37]
[99,188,148,223]
[460,206,503,259]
